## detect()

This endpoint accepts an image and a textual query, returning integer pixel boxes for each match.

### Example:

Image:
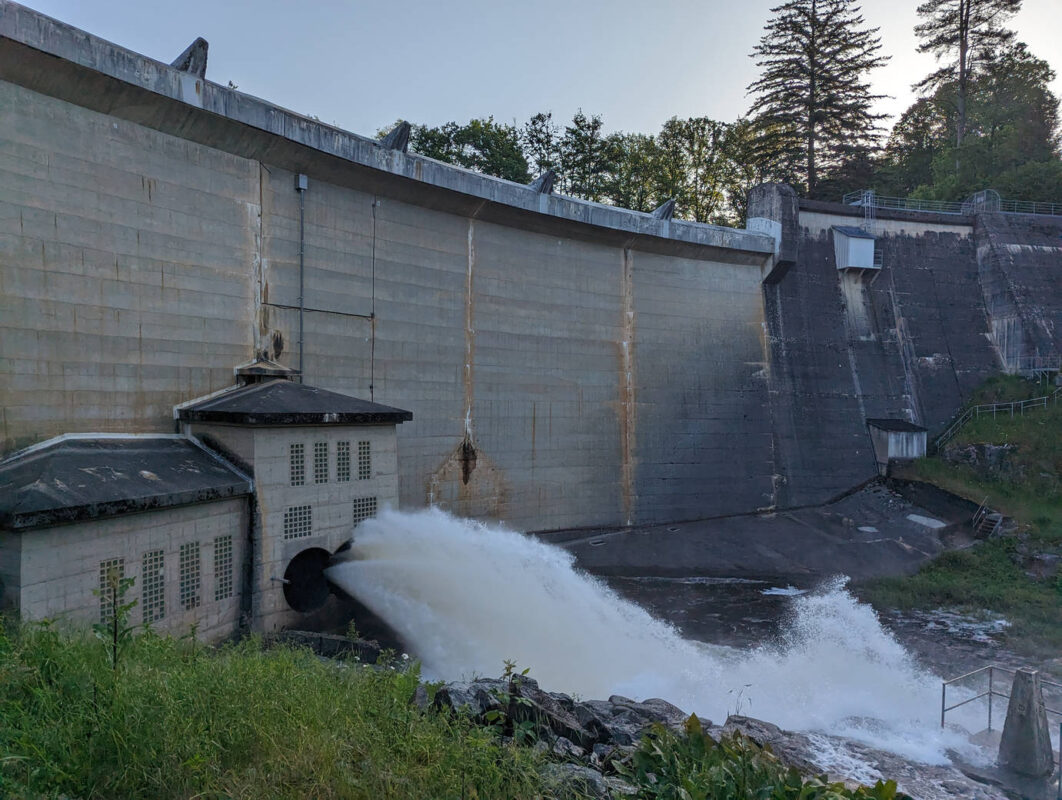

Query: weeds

[617,715,911,799]
[0,624,544,800]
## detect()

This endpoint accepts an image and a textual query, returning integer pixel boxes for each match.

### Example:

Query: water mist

[326,507,985,766]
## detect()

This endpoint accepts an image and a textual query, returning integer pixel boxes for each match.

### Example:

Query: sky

[18,0,1062,139]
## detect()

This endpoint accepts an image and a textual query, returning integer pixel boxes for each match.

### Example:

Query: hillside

[859,376,1062,655]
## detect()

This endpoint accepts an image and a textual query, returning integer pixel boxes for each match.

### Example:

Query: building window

[290,443,305,486]
[179,542,201,611]
[314,441,328,484]
[142,550,165,623]
[98,557,125,624]
[337,441,351,482]
[358,440,371,480]
[284,505,313,539]
[353,496,378,527]
[214,535,233,601]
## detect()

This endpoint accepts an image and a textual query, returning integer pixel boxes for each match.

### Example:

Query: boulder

[409,684,430,712]
[551,735,586,761]
[431,679,506,720]
[511,677,600,748]
[723,715,819,773]
[539,763,612,799]
[571,695,693,746]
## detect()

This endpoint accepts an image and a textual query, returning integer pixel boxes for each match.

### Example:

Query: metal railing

[934,386,1062,450]
[971,497,1003,537]
[843,189,1062,218]
[941,665,1062,731]
[1010,354,1062,374]
[842,190,965,215]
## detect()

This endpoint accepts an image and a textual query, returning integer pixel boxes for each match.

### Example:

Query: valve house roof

[866,419,928,433]
[176,380,413,426]
[0,435,252,530]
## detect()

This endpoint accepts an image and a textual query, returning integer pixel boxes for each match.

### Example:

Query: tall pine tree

[747,0,888,197]
[914,0,1021,152]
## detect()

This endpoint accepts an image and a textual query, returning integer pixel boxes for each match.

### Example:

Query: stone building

[0,364,411,639]
[177,361,412,631]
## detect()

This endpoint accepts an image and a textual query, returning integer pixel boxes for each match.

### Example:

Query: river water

[326,506,1010,769]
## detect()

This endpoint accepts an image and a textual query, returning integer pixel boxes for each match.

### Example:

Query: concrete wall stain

[619,246,636,526]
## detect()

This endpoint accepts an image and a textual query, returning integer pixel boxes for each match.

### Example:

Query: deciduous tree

[914,0,1021,152]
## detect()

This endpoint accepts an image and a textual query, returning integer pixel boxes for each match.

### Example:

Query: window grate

[214,535,233,601]
[314,441,328,484]
[179,542,201,611]
[98,557,125,624]
[337,441,351,482]
[290,443,305,486]
[142,550,165,623]
[353,496,378,527]
[284,505,313,539]
[357,440,371,480]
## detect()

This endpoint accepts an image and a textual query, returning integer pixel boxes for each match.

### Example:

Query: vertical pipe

[941,682,946,728]
[296,174,307,380]
[988,667,993,731]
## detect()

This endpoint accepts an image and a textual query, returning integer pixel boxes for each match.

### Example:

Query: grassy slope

[858,376,1062,654]
[0,628,545,800]
[0,627,910,800]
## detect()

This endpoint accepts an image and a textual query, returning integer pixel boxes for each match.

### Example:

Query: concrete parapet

[998,668,1054,777]
[747,183,799,283]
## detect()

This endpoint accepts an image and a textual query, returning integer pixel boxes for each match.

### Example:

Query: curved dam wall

[0,2,775,530]
[3,4,1058,530]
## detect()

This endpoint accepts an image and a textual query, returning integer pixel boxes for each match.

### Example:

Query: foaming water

[326,508,984,766]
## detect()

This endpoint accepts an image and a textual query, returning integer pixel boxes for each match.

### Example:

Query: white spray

[326,507,984,765]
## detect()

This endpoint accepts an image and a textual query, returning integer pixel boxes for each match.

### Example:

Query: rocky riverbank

[420,673,1010,800]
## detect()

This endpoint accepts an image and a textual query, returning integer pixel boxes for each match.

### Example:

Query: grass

[859,375,1062,655]
[0,624,546,800]
[0,623,913,799]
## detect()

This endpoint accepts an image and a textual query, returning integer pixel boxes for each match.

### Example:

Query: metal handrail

[1010,355,1062,373]
[934,386,1062,450]
[842,189,1062,218]
[942,665,1062,731]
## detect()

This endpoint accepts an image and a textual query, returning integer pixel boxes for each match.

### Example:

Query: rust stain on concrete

[619,246,636,526]
[427,438,509,521]
[464,219,476,439]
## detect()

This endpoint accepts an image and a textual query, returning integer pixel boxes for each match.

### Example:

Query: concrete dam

[1,1,1060,534]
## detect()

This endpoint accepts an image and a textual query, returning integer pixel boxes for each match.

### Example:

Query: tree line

[384,0,1060,226]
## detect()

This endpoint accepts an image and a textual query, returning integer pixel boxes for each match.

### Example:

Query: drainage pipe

[295,173,308,379]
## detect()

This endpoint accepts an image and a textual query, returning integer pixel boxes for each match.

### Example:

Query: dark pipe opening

[283,547,331,612]
[324,545,407,652]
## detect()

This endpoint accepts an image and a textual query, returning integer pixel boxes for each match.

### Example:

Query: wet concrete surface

[547,482,970,582]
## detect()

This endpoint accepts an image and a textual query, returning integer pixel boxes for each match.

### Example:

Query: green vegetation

[0,625,544,800]
[383,2,1060,223]
[618,716,910,800]
[860,375,1062,654]
[0,623,911,799]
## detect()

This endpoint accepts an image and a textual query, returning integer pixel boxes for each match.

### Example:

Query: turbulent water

[326,507,986,766]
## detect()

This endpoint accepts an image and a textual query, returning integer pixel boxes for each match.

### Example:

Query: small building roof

[177,380,413,426]
[866,418,928,433]
[0,435,252,531]
[833,225,876,239]
[234,357,299,382]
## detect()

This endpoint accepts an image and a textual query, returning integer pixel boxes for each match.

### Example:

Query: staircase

[972,497,1004,537]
